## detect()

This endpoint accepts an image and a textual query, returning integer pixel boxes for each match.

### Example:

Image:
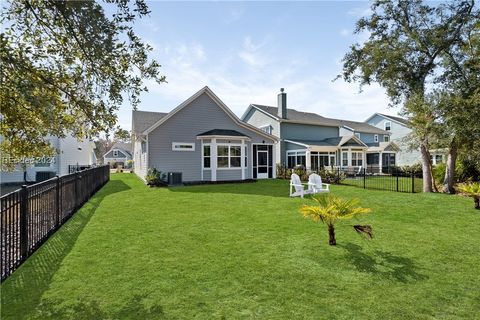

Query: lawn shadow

[168,180,292,198]
[340,243,428,283]
[32,294,166,320]
[1,179,131,319]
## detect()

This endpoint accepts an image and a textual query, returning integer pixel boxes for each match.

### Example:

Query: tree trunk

[420,142,433,192]
[475,197,480,210]
[443,139,458,194]
[328,224,336,246]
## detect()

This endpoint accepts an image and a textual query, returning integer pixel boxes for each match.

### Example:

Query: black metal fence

[339,167,422,193]
[68,164,94,174]
[1,165,110,281]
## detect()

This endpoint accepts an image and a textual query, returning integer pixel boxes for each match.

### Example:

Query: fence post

[363,168,366,189]
[396,170,399,192]
[411,173,415,193]
[55,175,60,227]
[74,172,78,212]
[19,185,28,259]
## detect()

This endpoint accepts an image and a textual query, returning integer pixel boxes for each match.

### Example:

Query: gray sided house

[242,89,399,174]
[103,142,132,168]
[132,86,278,183]
[365,113,445,166]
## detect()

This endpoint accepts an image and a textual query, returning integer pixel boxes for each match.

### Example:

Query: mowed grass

[1,173,479,319]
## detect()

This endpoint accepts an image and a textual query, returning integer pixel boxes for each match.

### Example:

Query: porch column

[305,150,311,171]
[211,138,217,181]
[348,148,352,167]
[241,140,245,180]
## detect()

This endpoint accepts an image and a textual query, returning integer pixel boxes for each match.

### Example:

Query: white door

[257,150,269,179]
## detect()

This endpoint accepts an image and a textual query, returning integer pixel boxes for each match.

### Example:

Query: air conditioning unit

[36,171,56,182]
[167,172,182,186]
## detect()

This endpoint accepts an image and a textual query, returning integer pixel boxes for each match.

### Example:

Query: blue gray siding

[280,123,338,141]
[147,93,275,182]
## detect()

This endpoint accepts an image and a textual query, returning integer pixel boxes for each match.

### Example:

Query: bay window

[286,151,306,168]
[216,145,242,168]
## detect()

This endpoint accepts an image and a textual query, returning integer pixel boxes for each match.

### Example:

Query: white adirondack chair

[290,173,312,198]
[308,173,330,194]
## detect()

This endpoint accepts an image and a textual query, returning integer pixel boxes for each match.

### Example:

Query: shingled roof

[132,110,168,135]
[251,104,389,134]
[377,113,410,126]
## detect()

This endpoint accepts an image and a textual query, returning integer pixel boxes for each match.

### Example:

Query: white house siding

[147,92,275,182]
[1,135,95,184]
[242,107,281,167]
[133,139,147,181]
[367,114,421,166]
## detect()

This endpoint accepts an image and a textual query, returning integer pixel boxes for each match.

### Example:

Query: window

[374,134,379,142]
[203,145,211,168]
[310,152,334,171]
[217,145,242,168]
[113,150,119,157]
[384,135,390,142]
[260,125,272,134]
[354,132,361,139]
[352,152,363,166]
[286,151,306,168]
[342,152,348,166]
[384,121,391,131]
[172,142,195,151]
[435,154,443,164]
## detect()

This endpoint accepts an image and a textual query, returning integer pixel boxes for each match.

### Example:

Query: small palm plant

[299,194,372,245]
[458,182,480,210]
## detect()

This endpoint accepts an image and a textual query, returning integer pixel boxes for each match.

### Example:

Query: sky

[117,1,401,130]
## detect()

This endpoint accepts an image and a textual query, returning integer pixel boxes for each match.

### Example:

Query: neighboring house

[103,142,132,168]
[0,135,96,184]
[242,89,399,173]
[132,86,278,183]
[365,113,445,166]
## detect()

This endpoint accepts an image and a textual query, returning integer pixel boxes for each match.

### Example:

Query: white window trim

[217,144,243,170]
[172,142,195,151]
[259,125,272,135]
[384,135,390,142]
[354,132,361,139]
[384,121,391,131]
[374,134,379,142]
[202,144,211,170]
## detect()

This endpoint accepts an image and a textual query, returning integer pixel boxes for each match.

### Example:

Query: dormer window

[384,121,391,131]
[260,125,272,134]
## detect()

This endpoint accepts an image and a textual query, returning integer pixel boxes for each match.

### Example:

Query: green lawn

[1,174,479,319]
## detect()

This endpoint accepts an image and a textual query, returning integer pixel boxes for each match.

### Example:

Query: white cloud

[117,39,398,131]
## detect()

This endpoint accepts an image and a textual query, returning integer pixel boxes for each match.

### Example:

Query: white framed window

[260,125,272,134]
[351,152,363,166]
[342,151,348,166]
[354,132,361,139]
[374,134,379,142]
[384,135,390,142]
[172,142,195,151]
[286,150,306,169]
[384,121,391,131]
[113,150,119,157]
[203,145,211,168]
[217,145,242,169]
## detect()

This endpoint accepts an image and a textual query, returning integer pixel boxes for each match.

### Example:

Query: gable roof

[365,113,410,126]
[103,141,132,158]
[285,135,368,150]
[138,86,277,141]
[247,104,389,134]
[132,110,168,135]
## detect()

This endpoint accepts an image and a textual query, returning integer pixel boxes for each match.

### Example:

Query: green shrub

[401,163,423,175]
[145,168,166,187]
[432,163,446,185]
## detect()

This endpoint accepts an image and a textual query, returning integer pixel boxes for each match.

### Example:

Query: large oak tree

[1,0,165,169]
[339,0,477,192]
